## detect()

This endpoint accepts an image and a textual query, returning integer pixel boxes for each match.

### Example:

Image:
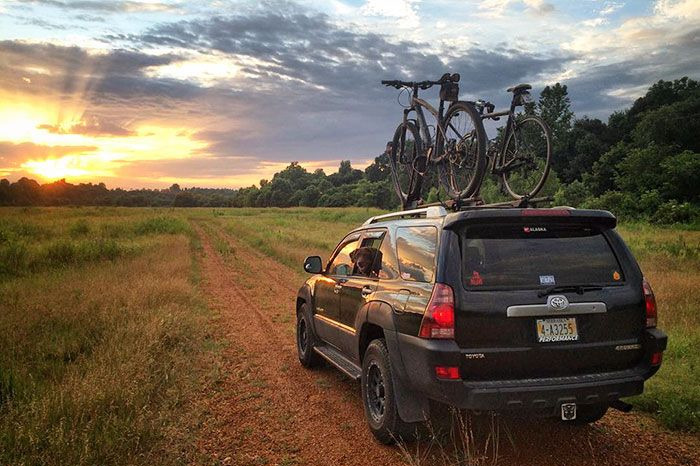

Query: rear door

[313,233,359,348]
[451,220,644,380]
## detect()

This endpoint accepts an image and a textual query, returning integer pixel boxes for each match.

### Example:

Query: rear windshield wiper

[537,284,604,297]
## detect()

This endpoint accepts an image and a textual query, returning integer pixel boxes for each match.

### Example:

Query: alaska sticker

[524,226,547,233]
[613,270,621,281]
[539,275,555,285]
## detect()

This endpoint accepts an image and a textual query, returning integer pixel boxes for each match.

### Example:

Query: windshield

[460,223,624,289]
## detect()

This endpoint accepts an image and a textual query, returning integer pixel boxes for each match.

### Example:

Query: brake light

[419,283,455,339]
[650,352,663,366]
[435,366,460,379]
[643,278,657,328]
[521,209,571,216]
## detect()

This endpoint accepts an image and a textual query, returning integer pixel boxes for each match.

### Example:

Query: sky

[0,0,698,189]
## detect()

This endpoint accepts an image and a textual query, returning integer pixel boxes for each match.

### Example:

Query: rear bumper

[396,328,667,412]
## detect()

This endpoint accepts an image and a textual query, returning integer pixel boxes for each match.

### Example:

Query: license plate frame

[536,317,579,343]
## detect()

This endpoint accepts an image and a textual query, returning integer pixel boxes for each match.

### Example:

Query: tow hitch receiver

[561,403,577,421]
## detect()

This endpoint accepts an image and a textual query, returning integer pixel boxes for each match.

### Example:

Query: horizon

[1,0,699,189]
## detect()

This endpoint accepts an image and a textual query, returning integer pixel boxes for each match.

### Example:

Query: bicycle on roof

[473,83,552,200]
[381,73,487,210]
[381,77,553,208]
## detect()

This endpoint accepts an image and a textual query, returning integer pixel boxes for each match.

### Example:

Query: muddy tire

[569,403,608,425]
[361,339,416,444]
[296,304,321,368]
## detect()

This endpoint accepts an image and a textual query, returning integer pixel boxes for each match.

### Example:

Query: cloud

[2,0,699,187]
[0,141,97,166]
[20,0,177,13]
[359,0,421,26]
[38,115,134,136]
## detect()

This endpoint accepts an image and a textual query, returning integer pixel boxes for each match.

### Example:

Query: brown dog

[350,247,382,277]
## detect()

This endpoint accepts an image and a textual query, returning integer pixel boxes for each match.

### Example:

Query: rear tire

[501,115,551,199]
[296,304,321,368]
[390,121,424,209]
[361,339,417,444]
[439,101,487,200]
[568,403,608,425]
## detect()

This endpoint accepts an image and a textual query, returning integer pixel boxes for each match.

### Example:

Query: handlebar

[381,73,460,90]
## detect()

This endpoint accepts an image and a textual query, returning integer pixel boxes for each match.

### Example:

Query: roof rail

[363,206,447,225]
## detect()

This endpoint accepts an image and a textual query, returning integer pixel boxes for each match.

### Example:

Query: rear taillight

[643,278,657,328]
[650,352,663,366]
[435,366,460,379]
[419,283,455,339]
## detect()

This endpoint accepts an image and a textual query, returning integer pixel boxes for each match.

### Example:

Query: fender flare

[362,301,430,423]
[296,284,317,333]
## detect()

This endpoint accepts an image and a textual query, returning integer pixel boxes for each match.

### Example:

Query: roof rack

[418,195,553,211]
[363,206,447,225]
[362,196,557,226]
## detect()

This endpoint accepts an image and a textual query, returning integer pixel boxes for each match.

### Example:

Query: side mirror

[303,256,323,274]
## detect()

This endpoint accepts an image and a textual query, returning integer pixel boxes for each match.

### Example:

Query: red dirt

[193,222,699,466]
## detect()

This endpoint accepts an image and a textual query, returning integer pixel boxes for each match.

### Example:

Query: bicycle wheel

[439,101,487,200]
[390,120,424,209]
[501,115,551,199]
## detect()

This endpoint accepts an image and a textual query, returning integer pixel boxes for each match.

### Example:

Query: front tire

[361,339,416,444]
[296,305,321,368]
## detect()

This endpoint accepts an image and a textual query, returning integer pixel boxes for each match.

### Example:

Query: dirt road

[193,222,699,466]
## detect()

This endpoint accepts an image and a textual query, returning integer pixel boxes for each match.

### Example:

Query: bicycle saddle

[507,83,532,93]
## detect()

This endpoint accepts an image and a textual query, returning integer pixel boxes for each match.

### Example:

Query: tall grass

[0,209,190,278]
[0,207,218,465]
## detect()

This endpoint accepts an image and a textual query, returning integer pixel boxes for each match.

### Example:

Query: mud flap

[385,330,430,423]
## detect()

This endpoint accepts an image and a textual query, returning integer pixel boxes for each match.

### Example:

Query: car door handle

[334,284,343,294]
[361,286,373,297]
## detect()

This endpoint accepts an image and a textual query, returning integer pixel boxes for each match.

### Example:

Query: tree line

[1,77,698,223]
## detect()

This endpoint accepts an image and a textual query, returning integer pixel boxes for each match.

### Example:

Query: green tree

[537,83,574,179]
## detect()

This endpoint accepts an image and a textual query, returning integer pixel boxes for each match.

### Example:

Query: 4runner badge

[548,295,569,311]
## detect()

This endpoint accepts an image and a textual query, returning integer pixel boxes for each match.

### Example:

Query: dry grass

[0,207,217,465]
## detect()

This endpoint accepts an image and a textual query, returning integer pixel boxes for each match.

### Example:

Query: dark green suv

[295,206,667,443]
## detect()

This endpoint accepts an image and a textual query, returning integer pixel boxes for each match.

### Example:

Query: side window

[396,226,438,283]
[328,239,359,276]
[351,232,385,278]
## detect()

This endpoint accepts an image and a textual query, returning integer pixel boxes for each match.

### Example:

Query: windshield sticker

[613,270,621,281]
[523,226,547,233]
[539,275,555,285]
[469,271,483,286]
[401,272,411,280]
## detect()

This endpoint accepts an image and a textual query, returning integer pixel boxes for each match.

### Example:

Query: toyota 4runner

[295,206,667,443]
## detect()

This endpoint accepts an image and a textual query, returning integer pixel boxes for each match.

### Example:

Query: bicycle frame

[479,100,519,175]
[401,88,448,163]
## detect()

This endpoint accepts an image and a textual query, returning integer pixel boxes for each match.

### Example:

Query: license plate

[536,318,578,342]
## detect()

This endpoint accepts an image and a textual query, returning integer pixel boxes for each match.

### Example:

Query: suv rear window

[396,226,437,283]
[460,223,624,289]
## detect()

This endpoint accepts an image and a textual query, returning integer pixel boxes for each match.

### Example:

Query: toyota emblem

[548,295,569,311]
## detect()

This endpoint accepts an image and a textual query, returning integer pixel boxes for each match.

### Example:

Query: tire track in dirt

[193,223,403,466]
[197,221,700,466]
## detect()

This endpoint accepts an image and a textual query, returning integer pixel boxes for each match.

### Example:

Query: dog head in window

[350,247,382,277]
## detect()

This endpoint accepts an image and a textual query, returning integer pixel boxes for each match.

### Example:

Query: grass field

[0,207,219,465]
[0,207,697,466]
